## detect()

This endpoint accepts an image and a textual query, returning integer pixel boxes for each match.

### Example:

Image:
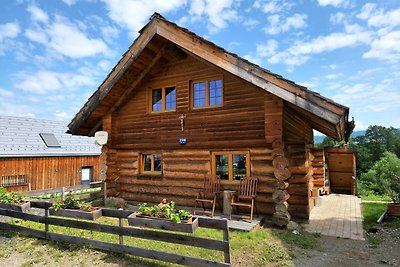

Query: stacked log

[271,142,291,226]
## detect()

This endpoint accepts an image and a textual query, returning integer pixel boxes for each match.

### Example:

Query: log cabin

[0,116,101,191]
[68,13,351,225]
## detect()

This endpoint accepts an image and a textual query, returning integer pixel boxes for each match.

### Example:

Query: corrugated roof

[0,115,101,158]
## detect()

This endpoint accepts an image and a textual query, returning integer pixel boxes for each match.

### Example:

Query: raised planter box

[387,203,400,217]
[49,207,102,220]
[0,201,30,213]
[127,212,199,233]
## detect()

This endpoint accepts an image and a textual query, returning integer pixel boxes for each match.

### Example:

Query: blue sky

[1,0,399,133]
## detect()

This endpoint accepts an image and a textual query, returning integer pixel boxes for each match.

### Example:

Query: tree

[353,125,400,175]
[358,152,400,202]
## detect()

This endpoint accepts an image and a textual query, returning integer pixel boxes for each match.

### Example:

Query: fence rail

[0,202,230,267]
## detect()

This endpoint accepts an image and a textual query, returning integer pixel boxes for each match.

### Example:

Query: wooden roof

[68,13,349,140]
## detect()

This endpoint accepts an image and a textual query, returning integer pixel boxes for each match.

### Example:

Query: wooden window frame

[211,151,250,182]
[139,153,162,174]
[148,85,176,113]
[190,77,223,109]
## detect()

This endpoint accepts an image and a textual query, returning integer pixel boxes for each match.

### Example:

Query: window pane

[143,155,152,171]
[165,87,176,111]
[215,154,229,180]
[154,154,162,172]
[152,89,162,111]
[233,154,247,181]
[193,82,206,107]
[209,79,222,106]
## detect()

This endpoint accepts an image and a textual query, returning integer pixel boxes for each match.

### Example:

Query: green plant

[136,199,192,223]
[52,192,80,211]
[0,187,25,204]
[358,152,400,203]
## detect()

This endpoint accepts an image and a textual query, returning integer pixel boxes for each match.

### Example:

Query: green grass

[361,202,387,230]
[0,215,323,266]
[360,195,392,202]
[273,231,319,249]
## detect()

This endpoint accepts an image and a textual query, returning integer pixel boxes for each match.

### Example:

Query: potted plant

[0,187,30,212]
[49,191,102,220]
[128,199,198,233]
[386,174,400,216]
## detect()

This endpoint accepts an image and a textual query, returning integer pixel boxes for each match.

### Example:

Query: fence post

[223,221,231,265]
[118,208,124,245]
[61,187,66,201]
[102,182,107,205]
[45,207,49,239]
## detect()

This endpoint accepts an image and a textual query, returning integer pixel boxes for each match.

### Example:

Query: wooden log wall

[111,147,277,215]
[0,156,100,191]
[99,52,319,221]
[264,95,291,226]
[283,105,314,219]
[311,148,325,190]
[112,55,266,150]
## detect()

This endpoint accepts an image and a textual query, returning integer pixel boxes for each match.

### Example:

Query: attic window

[39,133,61,147]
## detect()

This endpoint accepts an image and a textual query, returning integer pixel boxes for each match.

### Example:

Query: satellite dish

[94,131,108,146]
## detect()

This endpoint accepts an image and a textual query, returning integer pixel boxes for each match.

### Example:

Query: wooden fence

[0,202,230,267]
[24,181,106,201]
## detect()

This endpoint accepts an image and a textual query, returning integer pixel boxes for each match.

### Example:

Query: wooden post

[223,221,231,264]
[102,182,107,205]
[45,207,49,239]
[61,187,66,201]
[118,208,124,245]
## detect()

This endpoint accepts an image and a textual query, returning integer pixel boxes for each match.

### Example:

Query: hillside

[314,130,366,144]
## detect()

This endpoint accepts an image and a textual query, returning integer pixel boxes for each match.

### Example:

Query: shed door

[81,167,93,185]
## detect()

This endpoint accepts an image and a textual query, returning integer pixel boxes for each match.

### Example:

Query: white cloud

[256,40,278,57]
[101,0,187,35]
[25,7,109,59]
[242,18,259,31]
[333,79,400,113]
[0,88,14,97]
[62,0,78,6]
[325,74,341,80]
[317,0,349,8]
[268,27,371,67]
[354,120,365,131]
[357,4,400,28]
[264,13,307,35]
[0,22,20,42]
[253,0,293,14]
[330,12,346,24]
[13,70,96,94]
[27,4,49,23]
[363,31,400,62]
[188,0,239,33]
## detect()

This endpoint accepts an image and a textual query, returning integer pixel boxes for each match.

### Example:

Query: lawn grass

[360,195,392,202]
[2,215,321,266]
[361,202,387,230]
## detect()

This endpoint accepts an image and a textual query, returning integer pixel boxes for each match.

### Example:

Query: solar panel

[39,133,61,147]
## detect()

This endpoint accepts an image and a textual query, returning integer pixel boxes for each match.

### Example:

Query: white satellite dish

[94,131,108,146]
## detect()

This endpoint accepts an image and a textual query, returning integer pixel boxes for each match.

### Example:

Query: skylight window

[39,133,61,148]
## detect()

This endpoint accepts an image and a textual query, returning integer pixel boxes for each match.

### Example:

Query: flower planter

[0,201,30,213]
[128,212,199,233]
[49,207,102,220]
[387,203,400,217]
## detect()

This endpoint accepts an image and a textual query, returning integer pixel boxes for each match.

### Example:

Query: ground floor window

[140,153,162,174]
[211,151,250,181]
[81,167,93,185]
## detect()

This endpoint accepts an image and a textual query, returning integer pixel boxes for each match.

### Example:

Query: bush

[358,152,400,203]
